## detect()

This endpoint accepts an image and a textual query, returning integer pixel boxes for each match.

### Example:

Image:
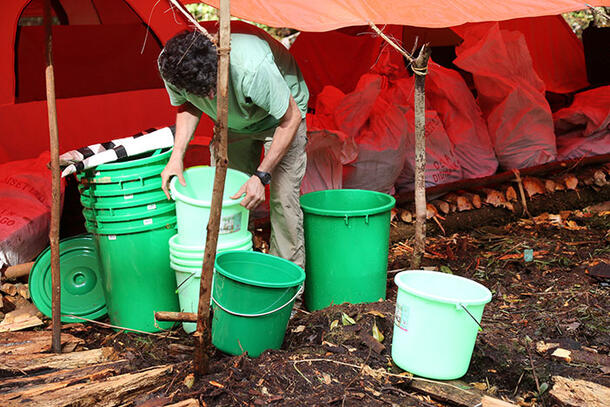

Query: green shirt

[162,33,309,134]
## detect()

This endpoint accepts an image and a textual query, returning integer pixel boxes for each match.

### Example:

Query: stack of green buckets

[78,148,179,332]
[169,166,253,333]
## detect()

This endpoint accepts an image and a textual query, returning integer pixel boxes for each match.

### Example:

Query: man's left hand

[231,176,265,210]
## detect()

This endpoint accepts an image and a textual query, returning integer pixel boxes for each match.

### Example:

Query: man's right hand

[161,157,186,199]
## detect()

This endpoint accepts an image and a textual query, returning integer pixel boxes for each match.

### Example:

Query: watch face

[256,171,271,185]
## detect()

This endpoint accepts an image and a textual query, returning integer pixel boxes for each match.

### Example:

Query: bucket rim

[170,166,250,208]
[215,250,305,288]
[300,189,396,217]
[169,232,252,253]
[394,270,492,306]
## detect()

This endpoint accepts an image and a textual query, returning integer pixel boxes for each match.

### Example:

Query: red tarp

[1,0,608,163]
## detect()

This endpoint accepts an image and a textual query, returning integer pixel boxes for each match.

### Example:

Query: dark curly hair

[158,30,217,98]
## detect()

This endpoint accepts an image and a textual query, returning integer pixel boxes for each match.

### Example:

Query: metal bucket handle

[457,302,483,331]
[211,285,303,318]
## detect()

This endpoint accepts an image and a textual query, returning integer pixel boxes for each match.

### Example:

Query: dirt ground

[55,206,610,406]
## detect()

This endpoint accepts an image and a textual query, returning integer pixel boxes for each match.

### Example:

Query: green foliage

[562,7,610,37]
[184,2,296,41]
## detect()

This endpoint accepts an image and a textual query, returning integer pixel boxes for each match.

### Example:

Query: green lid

[29,234,107,323]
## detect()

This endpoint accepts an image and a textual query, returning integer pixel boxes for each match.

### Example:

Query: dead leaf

[367,310,385,318]
[183,373,195,389]
[361,365,386,381]
[341,313,356,326]
[470,382,487,391]
[372,322,384,343]
[291,325,306,333]
[321,373,331,385]
[209,380,224,388]
[330,320,339,330]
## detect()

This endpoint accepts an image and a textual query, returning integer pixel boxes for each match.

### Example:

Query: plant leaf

[330,320,339,330]
[341,313,356,326]
[440,265,453,274]
[372,321,384,343]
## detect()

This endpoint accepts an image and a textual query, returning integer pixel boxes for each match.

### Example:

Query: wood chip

[550,376,610,407]
[551,348,572,363]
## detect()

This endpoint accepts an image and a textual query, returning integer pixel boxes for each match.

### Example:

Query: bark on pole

[193,0,231,377]
[410,45,431,269]
[43,0,62,354]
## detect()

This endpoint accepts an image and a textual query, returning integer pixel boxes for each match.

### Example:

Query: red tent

[0,0,608,164]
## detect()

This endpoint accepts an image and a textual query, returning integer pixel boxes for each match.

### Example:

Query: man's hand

[231,176,265,210]
[161,157,186,199]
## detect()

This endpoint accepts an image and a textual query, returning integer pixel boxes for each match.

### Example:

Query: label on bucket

[124,194,134,200]
[143,218,153,225]
[147,204,157,210]
[394,303,410,332]
[108,235,116,240]
[93,176,112,184]
[219,213,241,234]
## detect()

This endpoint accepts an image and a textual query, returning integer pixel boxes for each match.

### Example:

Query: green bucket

[392,270,492,380]
[211,251,305,357]
[93,225,179,332]
[85,214,176,235]
[82,200,175,222]
[170,166,251,246]
[168,232,252,259]
[300,189,395,311]
[79,175,163,197]
[169,238,253,334]
[78,148,171,183]
[80,188,168,209]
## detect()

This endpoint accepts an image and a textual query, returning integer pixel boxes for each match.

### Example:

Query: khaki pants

[210,120,307,268]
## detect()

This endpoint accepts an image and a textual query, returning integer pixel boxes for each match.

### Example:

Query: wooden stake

[410,45,431,269]
[43,0,62,354]
[193,0,231,377]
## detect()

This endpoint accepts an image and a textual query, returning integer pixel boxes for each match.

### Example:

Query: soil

[54,206,609,406]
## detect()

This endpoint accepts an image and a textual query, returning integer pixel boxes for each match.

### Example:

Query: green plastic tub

[168,232,252,258]
[300,189,395,311]
[85,214,176,235]
[211,251,305,357]
[170,166,251,246]
[80,189,168,209]
[93,225,179,332]
[392,270,492,379]
[79,175,163,197]
[82,200,175,222]
[78,148,171,183]
[170,239,253,334]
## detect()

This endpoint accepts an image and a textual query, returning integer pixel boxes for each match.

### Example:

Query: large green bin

[93,224,179,332]
[300,189,395,311]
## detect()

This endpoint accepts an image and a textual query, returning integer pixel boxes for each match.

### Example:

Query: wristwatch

[254,170,272,186]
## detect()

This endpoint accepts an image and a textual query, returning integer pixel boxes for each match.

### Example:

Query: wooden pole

[43,0,62,354]
[193,0,231,377]
[410,45,431,269]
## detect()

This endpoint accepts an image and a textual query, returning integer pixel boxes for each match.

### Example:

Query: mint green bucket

[211,251,305,357]
[170,166,250,246]
[392,270,492,380]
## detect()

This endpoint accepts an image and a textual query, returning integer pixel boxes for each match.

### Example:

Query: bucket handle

[458,303,483,331]
[211,285,303,318]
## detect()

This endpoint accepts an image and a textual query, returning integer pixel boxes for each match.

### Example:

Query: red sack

[454,23,556,169]
[0,152,65,268]
[396,109,463,193]
[553,86,610,160]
